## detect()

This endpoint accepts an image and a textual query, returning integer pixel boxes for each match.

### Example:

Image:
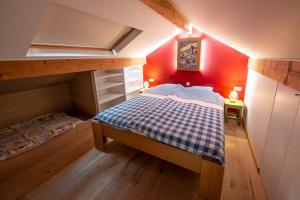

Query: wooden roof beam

[30,44,111,52]
[0,58,146,80]
[140,0,190,31]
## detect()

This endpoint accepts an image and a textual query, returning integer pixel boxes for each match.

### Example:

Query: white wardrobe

[260,84,300,199]
[275,103,300,200]
[244,69,278,166]
[244,69,300,200]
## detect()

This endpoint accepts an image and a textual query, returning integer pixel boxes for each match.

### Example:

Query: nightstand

[138,88,148,93]
[224,98,245,125]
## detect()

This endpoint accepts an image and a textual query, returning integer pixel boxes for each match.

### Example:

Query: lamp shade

[144,81,149,89]
[229,90,238,101]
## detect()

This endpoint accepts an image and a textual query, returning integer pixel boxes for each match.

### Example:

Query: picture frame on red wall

[177,37,201,71]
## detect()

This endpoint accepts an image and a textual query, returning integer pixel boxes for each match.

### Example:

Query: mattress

[0,112,82,162]
[95,84,225,164]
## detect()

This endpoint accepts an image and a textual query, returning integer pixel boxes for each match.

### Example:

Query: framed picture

[177,37,201,71]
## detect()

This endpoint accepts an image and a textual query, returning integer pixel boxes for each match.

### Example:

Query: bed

[92,84,225,200]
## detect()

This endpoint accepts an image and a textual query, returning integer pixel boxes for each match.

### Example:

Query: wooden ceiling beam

[140,0,190,31]
[0,58,146,80]
[30,44,111,52]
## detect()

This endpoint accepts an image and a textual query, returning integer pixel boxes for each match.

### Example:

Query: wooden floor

[25,120,267,200]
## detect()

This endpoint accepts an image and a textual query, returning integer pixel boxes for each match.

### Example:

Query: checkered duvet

[95,94,224,164]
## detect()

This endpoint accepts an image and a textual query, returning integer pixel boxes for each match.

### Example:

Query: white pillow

[191,86,213,91]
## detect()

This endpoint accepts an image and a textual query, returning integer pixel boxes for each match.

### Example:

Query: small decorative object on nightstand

[224,98,245,125]
[139,81,150,94]
[139,78,155,93]
[143,81,150,89]
[228,86,242,103]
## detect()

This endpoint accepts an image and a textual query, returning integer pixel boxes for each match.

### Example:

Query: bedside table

[224,98,245,125]
[138,88,148,93]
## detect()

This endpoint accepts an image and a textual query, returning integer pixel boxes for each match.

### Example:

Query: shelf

[98,82,124,91]
[93,66,142,112]
[125,77,143,83]
[125,70,141,74]
[95,72,123,79]
[125,85,143,94]
[99,93,125,104]
[124,65,142,74]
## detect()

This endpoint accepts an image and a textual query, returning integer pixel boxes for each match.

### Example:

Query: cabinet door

[244,69,278,167]
[275,101,300,200]
[260,84,300,199]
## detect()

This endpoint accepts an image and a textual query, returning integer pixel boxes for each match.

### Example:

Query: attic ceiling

[0,0,180,60]
[0,0,299,60]
[33,3,132,49]
[27,3,141,57]
[172,0,300,59]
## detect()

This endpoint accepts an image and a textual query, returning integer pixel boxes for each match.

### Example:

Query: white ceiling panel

[172,0,300,59]
[33,3,132,49]
[0,0,299,60]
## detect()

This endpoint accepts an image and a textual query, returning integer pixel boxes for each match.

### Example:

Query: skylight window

[26,3,141,57]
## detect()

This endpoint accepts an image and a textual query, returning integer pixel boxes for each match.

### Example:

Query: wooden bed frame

[92,120,224,200]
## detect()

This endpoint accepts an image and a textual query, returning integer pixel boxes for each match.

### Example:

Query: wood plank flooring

[25,120,267,200]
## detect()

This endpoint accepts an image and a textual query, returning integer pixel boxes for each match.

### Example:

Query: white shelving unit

[124,65,143,100]
[98,82,124,91]
[92,65,143,111]
[92,68,126,112]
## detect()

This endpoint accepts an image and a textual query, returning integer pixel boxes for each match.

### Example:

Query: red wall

[143,29,249,99]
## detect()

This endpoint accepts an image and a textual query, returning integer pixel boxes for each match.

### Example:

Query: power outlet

[186,82,190,86]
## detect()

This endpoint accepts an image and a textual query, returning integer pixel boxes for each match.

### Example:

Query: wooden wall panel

[286,61,300,91]
[0,73,77,95]
[263,60,289,83]
[248,58,300,91]
[0,84,72,128]
[69,72,98,116]
[248,59,265,74]
[0,57,146,80]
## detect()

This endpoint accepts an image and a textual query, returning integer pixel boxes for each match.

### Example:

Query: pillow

[145,84,184,96]
[174,87,223,105]
[191,86,213,91]
[174,87,212,100]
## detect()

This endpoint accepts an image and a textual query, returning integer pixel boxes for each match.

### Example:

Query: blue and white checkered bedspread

[95,95,224,164]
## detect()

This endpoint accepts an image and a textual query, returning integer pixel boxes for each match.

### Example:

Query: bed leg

[199,159,224,200]
[91,120,106,151]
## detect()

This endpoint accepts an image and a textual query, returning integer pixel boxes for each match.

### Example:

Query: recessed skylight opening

[26,3,142,57]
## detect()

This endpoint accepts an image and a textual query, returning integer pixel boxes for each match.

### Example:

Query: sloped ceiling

[0,0,299,60]
[33,3,132,49]
[0,0,180,60]
[172,0,300,59]
[0,0,49,60]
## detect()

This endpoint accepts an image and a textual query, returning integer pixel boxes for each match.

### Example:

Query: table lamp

[229,86,242,102]
[144,81,149,89]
